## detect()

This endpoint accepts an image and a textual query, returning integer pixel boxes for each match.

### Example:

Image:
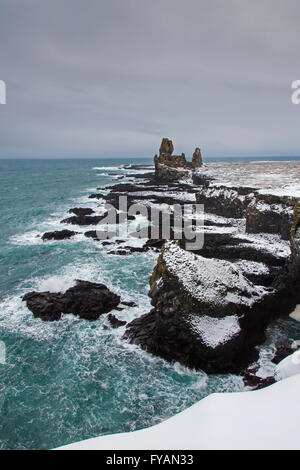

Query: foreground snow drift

[275,351,300,381]
[57,374,300,450]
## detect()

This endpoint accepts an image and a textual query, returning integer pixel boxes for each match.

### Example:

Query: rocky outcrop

[290,203,300,277]
[23,280,120,322]
[159,138,174,157]
[154,138,203,182]
[196,185,250,218]
[69,208,94,216]
[195,184,295,240]
[192,148,203,168]
[107,314,127,328]
[273,203,300,306]
[42,230,79,241]
[61,214,107,226]
[246,194,295,240]
[124,241,280,373]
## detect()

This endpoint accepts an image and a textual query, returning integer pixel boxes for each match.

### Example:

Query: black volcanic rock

[23,280,120,322]
[107,314,127,328]
[69,207,94,216]
[61,214,107,226]
[84,230,99,239]
[22,291,64,321]
[121,300,138,307]
[124,241,281,374]
[243,373,275,390]
[42,230,79,241]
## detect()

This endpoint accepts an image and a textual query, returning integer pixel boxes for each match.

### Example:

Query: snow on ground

[232,260,269,277]
[57,374,300,450]
[196,161,300,198]
[128,191,196,202]
[258,183,300,199]
[188,315,241,348]
[232,232,291,259]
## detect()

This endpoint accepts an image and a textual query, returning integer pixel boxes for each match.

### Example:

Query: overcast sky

[0,0,300,159]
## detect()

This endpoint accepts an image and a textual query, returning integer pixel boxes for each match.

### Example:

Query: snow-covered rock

[124,241,279,374]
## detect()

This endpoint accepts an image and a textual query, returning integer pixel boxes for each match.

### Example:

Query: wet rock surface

[107,314,127,328]
[61,214,107,226]
[42,230,79,241]
[23,280,121,322]
[69,207,94,216]
[124,241,282,373]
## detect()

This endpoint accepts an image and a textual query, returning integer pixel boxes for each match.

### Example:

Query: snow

[128,191,196,202]
[162,241,267,308]
[195,161,300,198]
[258,183,300,199]
[233,260,269,277]
[290,305,300,322]
[232,232,291,259]
[251,199,293,216]
[56,374,300,450]
[188,315,241,348]
[275,352,300,381]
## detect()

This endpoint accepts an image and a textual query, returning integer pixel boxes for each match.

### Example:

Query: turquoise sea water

[0,157,299,450]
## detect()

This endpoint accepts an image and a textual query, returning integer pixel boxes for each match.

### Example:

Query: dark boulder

[23,280,120,322]
[22,291,64,321]
[121,300,138,307]
[107,314,127,328]
[192,148,203,168]
[61,214,107,226]
[84,230,99,239]
[69,207,94,216]
[42,230,79,241]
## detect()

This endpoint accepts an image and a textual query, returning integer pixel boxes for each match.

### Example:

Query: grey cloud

[0,0,300,158]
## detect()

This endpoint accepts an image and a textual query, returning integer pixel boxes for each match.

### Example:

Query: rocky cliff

[124,161,300,375]
[154,138,203,182]
[124,241,281,373]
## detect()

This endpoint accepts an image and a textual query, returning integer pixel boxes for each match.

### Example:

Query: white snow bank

[57,374,300,450]
[275,352,300,381]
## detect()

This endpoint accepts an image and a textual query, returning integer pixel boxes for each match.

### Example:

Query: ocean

[0,157,299,450]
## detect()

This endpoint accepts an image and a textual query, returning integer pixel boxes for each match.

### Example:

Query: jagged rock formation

[123,162,300,374]
[291,203,300,272]
[194,184,296,240]
[154,138,203,182]
[124,241,280,373]
[273,203,300,307]
[107,314,127,328]
[23,280,120,322]
[192,147,203,168]
[61,213,107,226]
[42,230,79,241]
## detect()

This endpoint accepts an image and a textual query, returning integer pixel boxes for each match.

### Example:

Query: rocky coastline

[23,139,300,388]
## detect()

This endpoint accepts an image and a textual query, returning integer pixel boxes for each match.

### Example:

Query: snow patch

[290,305,300,322]
[188,315,241,348]
[163,242,267,308]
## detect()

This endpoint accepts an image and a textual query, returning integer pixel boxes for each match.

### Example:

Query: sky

[0,0,300,159]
